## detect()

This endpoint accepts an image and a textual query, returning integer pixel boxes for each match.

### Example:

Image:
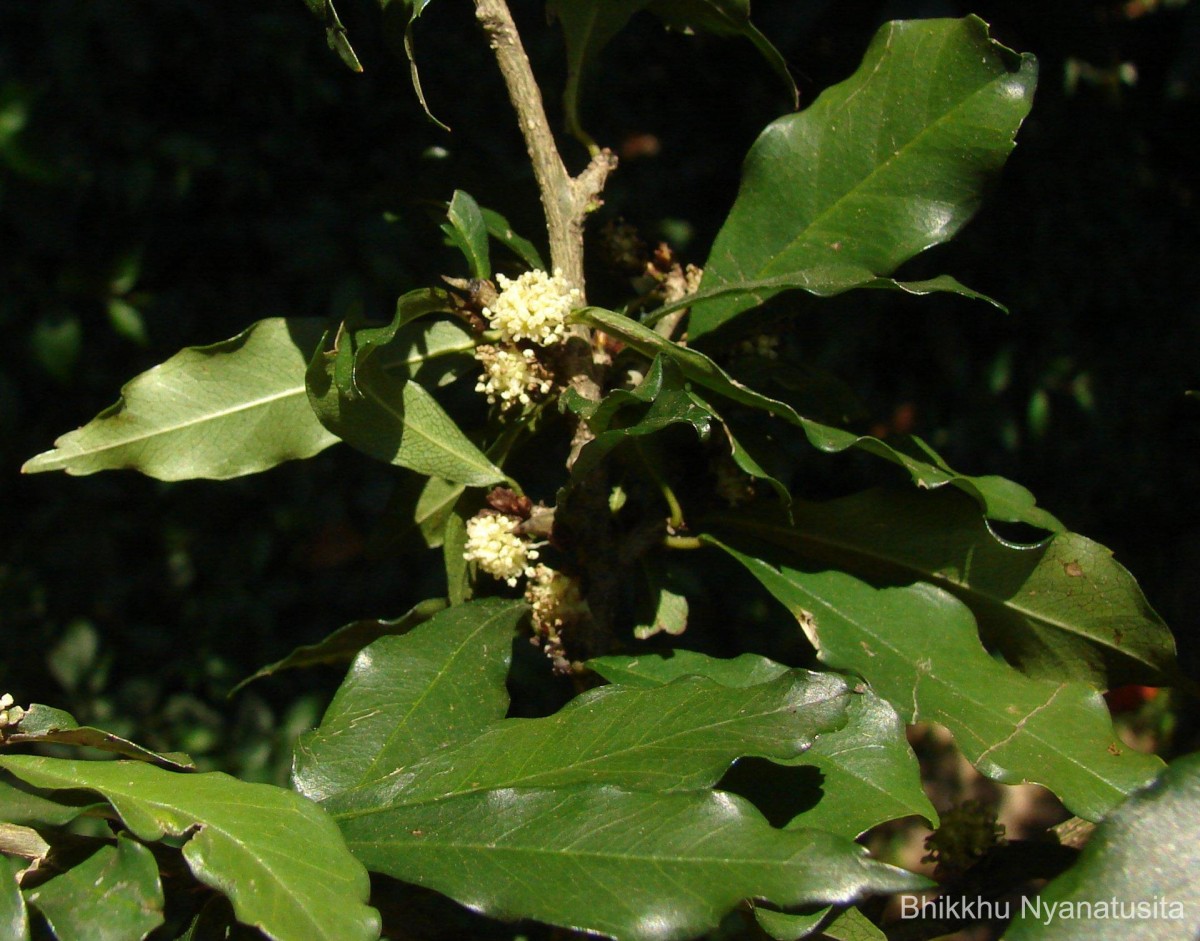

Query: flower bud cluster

[463,512,540,587]
[474,345,554,411]
[0,693,26,731]
[524,564,590,673]
[483,268,580,346]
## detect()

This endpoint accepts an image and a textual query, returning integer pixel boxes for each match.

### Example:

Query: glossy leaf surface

[293,599,526,802]
[710,488,1177,689]
[443,190,490,279]
[307,329,504,486]
[692,16,1037,337]
[23,319,338,481]
[591,653,935,836]
[1005,752,1200,941]
[298,607,920,938]
[345,785,923,941]
[710,537,1164,821]
[574,307,1062,530]
[23,834,163,941]
[0,757,380,941]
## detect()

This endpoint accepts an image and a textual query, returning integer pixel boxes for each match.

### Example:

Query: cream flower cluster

[0,693,26,730]
[524,564,587,637]
[474,346,553,411]
[463,512,539,586]
[483,268,580,346]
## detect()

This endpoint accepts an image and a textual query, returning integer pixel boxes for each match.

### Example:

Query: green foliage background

[3,0,1199,782]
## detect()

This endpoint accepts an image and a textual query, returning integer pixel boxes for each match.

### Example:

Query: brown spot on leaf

[1064,561,1084,577]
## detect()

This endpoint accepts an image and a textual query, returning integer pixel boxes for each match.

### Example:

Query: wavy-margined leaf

[0,757,380,941]
[23,319,338,481]
[589,652,935,836]
[307,328,505,486]
[293,599,526,802]
[574,307,1062,530]
[443,190,490,279]
[564,356,713,476]
[325,670,853,812]
[548,0,793,147]
[23,833,163,941]
[300,608,919,938]
[709,488,1178,690]
[343,784,924,941]
[690,16,1036,338]
[0,854,29,941]
[708,537,1164,821]
[233,598,448,692]
[1005,752,1200,941]
[2,705,193,770]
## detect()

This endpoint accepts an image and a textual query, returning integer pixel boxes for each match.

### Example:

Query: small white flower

[463,512,539,586]
[483,268,581,346]
[474,346,554,410]
[524,564,588,638]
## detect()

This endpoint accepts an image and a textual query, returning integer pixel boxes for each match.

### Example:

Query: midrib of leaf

[354,609,515,786]
[364,379,500,482]
[714,516,1125,666]
[31,386,309,466]
[381,337,475,373]
[748,38,1014,279]
[333,678,844,813]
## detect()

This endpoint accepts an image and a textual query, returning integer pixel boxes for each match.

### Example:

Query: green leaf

[754,906,829,941]
[589,652,935,835]
[300,614,919,937]
[325,670,854,812]
[0,854,29,941]
[1004,752,1200,941]
[394,0,448,130]
[23,833,163,941]
[301,0,363,72]
[708,537,1164,821]
[232,599,448,692]
[375,318,477,386]
[306,328,505,486]
[709,488,1178,690]
[547,0,652,145]
[23,318,339,481]
[343,784,924,941]
[783,690,936,837]
[478,205,545,270]
[0,756,380,941]
[817,906,887,941]
[574,307,1062,530]
[633,557,689,639]
[367,473,468,557]
[0,775,105,828]
[690,16,1037,338]
[442,509,472,606]
[293,599,526,802]
[549,0,795,148]
[443,191,490,279]
[3,704,194,770]
[567,356,714,477]
[589,649,791,688]
[645,0,796,107]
